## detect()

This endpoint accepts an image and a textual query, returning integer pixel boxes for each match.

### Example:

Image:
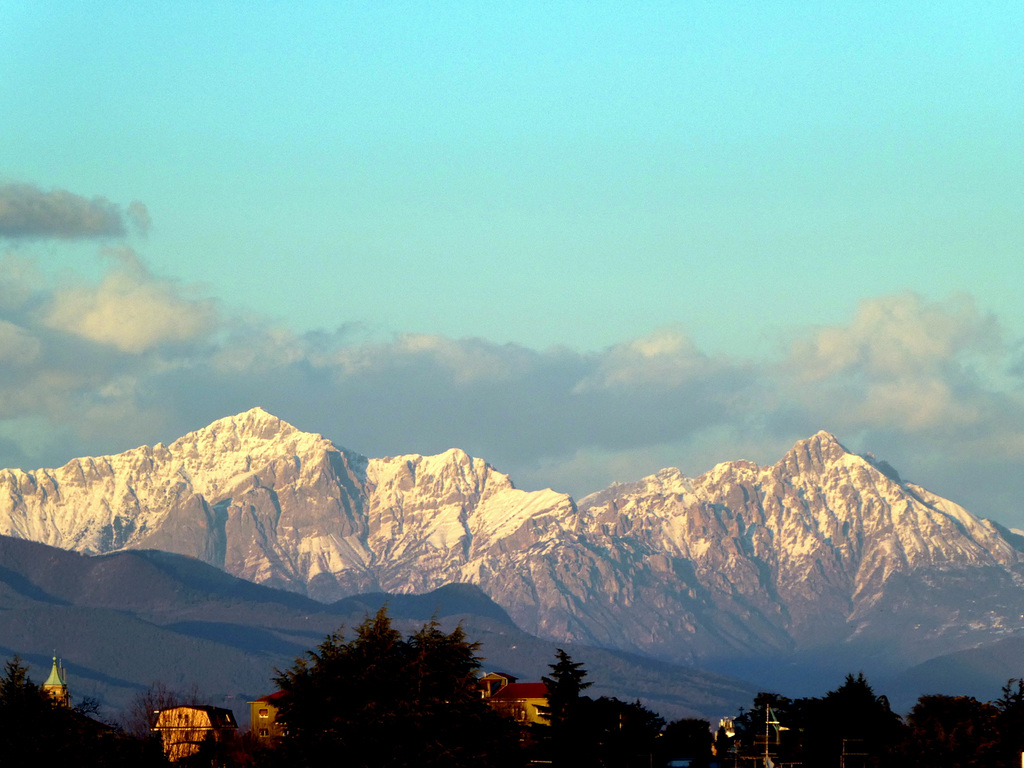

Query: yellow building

[152,705,238,762]
[479,672,549,726]
[478,671,517,698]
[249,691,287,740]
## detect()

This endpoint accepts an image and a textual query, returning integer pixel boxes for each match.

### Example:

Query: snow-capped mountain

[3,408,1023,667]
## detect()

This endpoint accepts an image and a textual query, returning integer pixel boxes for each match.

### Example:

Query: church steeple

[42,655,69,707]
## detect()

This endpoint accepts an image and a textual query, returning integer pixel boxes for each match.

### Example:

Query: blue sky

[1,2,1023,523]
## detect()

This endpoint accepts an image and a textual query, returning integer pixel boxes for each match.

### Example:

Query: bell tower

[42,655,70,707]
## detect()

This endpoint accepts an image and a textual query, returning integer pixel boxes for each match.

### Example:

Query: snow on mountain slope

[2,411,1023,667]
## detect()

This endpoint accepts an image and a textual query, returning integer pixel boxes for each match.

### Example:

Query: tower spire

[42,655,70,707]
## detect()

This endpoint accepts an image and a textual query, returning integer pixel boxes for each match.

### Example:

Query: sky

[1,2,1023,524]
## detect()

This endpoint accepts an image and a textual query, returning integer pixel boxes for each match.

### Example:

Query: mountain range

[3,407,1024,707]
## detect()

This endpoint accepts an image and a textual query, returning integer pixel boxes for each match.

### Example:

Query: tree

[121,680,200,737]
[537,649,595,766]
[540,648,592,730]
[273,607,521,768]
[991,678,1024,767]
[729,677,905,768]
[583,696,665,768]
[799,673,906,768]
[900,694,998,768]
[0,656,159,767]
[0,656,57,763]
[733,692,796,766]
[660,718,713,767]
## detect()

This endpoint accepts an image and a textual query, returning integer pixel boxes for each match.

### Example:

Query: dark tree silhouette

[540,648,592,730]
[0,656,160,767]
[535,649,596,766]
[733,692,796,766]
[661,718,714,767]
[732,676,903,768]
[802,673,906,768]
[900,694,998,768]
[273,607,521,768]
[991,678,1024,767]
[583,696,665,767]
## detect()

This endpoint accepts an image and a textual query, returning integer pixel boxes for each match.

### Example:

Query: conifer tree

[538,649,594,766]
[901,694,998,768]
[540,648,592,730]
[0,656,159,767]
[992,678,1024,767]
[273,607,521,768]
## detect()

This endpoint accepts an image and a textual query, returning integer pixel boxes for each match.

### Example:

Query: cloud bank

[2,246,1024,528]
[1,238,1021,525]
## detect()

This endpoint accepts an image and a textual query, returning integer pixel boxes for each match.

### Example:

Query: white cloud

[790,293,1000,382]
[42,248,217,353]
[1,262,1023,526]
[783,293,1010,433]
[574,327,714,391]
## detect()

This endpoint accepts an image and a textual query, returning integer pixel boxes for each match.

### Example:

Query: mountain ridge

[2,409,1023,674]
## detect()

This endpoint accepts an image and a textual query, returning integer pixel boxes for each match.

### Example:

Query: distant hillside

[0,535,753,725]
[884,634,1024,712]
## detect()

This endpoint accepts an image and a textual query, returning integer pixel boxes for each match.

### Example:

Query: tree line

[3,609,1024,767]
[720,673,1024,768]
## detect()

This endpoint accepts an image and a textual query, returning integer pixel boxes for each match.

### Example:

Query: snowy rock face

[2,410,1022,665]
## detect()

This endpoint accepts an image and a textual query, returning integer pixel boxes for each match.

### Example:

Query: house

[249,691,286,740]
[42,656,70,707]
[477,671,518,699]
[152,704,238,762]
[479,672,549,726]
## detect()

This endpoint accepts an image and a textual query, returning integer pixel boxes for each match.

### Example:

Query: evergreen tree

[900,694,998,768]
[0,656,159,767]
[584,696,665,768]
[799,673,906,768]
[540,648,592,730]
[731,678,905,768]
[733,692,795,766]
[537,649,594,766]
[273,607,521,768]
[992,678,1024,767]
[660,718,714,767]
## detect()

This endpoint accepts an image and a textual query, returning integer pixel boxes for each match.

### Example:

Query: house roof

[251,691,286,703]
[480,671,518,683]
[489,682,548,700]
[154,705,237,730]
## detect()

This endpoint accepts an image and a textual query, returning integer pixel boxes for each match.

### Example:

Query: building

[477,671,518,699]
[479,672,549,726]
[152,705,238,762]
[42,656,70,707]
[249,691,286,740]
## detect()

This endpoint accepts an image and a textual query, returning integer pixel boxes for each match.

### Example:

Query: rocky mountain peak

[777,429,852,476]
[184,407,299,444]
[164,408,341,492]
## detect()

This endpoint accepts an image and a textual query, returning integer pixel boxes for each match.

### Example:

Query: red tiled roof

[255,691,286,702]
[490,682,548,700]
